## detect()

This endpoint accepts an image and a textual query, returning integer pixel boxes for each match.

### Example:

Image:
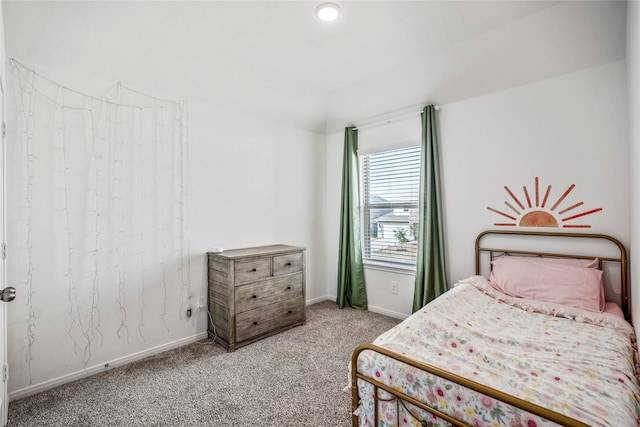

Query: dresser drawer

[235,273,303,314]
[234,256,271,284]
[235,297,305,342]
[273,252,303,276]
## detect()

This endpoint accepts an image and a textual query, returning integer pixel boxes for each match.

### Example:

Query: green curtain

[336,127,368,310]
[412,106,448,312]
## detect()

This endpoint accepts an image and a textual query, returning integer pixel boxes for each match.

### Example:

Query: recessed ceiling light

[316,3,340,22]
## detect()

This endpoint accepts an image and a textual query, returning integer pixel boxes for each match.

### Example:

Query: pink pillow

[502,255,599,269]
[489,257,604,312]
[603,302,625,320]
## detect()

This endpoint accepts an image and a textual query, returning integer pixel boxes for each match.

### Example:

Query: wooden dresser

[207,244,306,351]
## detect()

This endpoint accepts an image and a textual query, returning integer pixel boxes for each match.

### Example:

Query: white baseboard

[366,304,409,320]
[306,295,332,306]
[322,294,409,320]
[9,332,208,402]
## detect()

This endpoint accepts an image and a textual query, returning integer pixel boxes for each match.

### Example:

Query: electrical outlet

[390,281,398,295]
[198,296,207,310]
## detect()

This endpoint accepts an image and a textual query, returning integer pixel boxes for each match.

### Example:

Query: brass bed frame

[351,230,630,427]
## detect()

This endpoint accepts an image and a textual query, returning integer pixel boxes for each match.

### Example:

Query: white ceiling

[2,1,627,134]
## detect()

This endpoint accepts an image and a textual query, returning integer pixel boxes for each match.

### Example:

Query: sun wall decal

[487,177,602,228]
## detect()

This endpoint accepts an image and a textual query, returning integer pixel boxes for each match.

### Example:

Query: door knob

[0,287,16,302]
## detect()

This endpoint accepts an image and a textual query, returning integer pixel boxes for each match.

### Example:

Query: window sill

[363,261,416,276]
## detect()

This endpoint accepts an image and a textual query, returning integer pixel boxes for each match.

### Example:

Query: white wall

[1,59,326,398]
[628,1,640,331]
[441,60,629,283]
[0,2,4,80]
[188,101,327,309]
[326,60,630,318]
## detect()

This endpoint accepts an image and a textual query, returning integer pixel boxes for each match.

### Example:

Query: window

[360,145,420,267]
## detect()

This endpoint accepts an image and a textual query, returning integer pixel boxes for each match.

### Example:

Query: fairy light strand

[84,98,104,367]
[155,106,170,333]
[23,69,36,385]
[112,88,129,343]
[11,59,175,110]
[175,103,192,318]
[54,87,82,357]
[133,105,147,343]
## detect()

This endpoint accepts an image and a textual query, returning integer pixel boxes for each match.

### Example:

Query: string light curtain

[7,60,191,387]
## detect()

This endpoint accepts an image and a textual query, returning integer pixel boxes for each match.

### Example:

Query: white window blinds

[360,145,420,267]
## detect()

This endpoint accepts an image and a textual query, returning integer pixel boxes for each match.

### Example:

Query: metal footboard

[351,343,589,427]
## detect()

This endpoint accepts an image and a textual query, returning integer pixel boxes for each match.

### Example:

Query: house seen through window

[360,145,420,267]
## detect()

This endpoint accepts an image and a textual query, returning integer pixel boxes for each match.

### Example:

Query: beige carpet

[7,300,400,426]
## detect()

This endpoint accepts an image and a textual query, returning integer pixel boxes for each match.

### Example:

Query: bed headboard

[474,230,629,320]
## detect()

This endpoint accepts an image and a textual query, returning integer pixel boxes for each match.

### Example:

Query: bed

[350,230,640,427]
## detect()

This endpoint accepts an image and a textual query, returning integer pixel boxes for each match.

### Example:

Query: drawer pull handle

[253,321,258,326]
[286,286,291,290]
[286,262,292,266]
[252,268,257,272]
[288,310,292,314]
[252,295,257,299]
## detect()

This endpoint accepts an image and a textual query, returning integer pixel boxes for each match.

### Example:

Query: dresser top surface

[206,244,305,259]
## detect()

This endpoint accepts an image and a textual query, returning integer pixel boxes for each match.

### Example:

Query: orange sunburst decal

[487,177,602,228]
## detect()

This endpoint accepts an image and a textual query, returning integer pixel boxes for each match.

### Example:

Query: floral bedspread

[354,277,640,427]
